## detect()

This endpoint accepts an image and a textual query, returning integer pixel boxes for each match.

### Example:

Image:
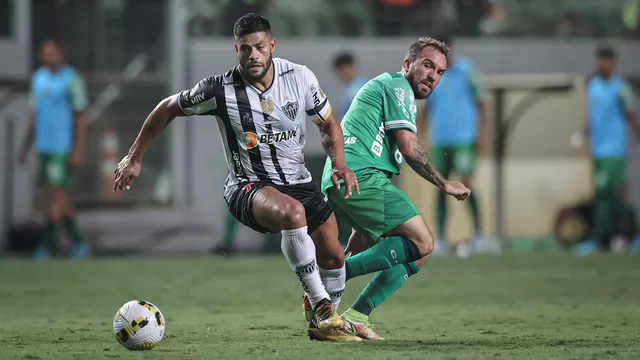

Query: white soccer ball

[113,300,166,350]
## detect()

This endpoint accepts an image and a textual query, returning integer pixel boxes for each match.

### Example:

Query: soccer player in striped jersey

[113,13,361,342]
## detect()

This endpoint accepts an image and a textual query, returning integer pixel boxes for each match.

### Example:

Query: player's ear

[234,43,239,54]
[270,37,276,52]
[403,57,411,73]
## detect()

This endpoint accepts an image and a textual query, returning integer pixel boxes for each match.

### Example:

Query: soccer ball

[113,300,166,350]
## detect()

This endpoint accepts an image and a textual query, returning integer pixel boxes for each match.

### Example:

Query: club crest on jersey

[242,130,298,149]
[282,101,299,121]
[260,98,275,115]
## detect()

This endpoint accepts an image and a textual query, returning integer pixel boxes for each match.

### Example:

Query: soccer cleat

[33,246,51,262]
[573,239,599,256]
[302,294,314,322]
[69,243,91,260]
[342,309,385,341]
[307,299,363,342]
[472,232,485,253]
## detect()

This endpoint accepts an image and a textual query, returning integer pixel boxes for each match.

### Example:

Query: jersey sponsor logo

[192,92,206,104]
[231,150,245,178]
[282,101,299,121]
[242,182,255,192]
[311,85,322,107]
[371,124,386,157]
[345,136,357,145]
[394,149,403,164]
[242,130,298,149]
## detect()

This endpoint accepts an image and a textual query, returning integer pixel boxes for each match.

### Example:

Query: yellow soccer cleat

[342,309,385,341]
[307,299,363,342]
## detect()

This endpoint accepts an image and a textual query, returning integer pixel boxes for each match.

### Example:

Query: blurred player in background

[114,13,362,342]
[310,37,470,340]
[332,52,369,121]
[572,45,640,255]
[18,39,90,261]
[419,35,487,256]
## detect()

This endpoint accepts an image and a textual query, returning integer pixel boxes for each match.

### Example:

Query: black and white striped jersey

[174,58,332,197]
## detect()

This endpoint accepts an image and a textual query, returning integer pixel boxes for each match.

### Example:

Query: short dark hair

[233,13,271,40]
[406,37,450,63]
[595,45,616,59]
[333,52,356,70]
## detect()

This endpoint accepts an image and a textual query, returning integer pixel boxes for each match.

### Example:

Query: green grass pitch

[1,254,639,359]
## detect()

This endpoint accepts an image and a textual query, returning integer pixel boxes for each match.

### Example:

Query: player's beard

[243,54,273,82]
[405,69,432,100]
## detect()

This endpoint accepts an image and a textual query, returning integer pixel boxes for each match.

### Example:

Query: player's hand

[331,164,360,199]
[443,181,471,201]
[69,149,85,168]
[114,154,142,193]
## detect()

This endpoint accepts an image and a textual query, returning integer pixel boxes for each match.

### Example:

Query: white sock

[319,266,346,310]
[281,227,329,308]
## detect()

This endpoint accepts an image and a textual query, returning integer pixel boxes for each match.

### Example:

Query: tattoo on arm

[320,131,336,162]
[404,139,446,188]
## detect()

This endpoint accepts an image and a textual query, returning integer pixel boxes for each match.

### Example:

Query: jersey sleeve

[302,66,332,125]
[69,73,89,112]
[382,78,417,133]
[175,76,221,116]
[619,80,637,112]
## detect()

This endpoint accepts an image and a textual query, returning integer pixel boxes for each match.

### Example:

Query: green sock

[468,193,481,233]
[63,216,84,245]
[436,191,447,240]
[223,212,239,246]
[351,262,420,316]
[345,236,421,280]
[40,221,58,249]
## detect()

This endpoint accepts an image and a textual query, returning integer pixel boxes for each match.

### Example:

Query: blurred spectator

[623,0,640,37]
[479,0,507,35]
[332,52,368,121]
[370,0,415,36]
[454,0,489,36]
[17,40,91,261]
[573,45,640,255]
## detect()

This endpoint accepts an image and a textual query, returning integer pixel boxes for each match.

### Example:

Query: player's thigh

[310,213,344,269]
[385,215,434,253]
[344,230,370,257]
[226,182,305,234]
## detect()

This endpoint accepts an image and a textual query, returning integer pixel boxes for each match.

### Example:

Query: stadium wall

[2,38,640,253]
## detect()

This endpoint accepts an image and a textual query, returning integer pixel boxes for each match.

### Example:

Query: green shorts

[432,144,476,177]
[38,153,70,187]
[326,168,420,244]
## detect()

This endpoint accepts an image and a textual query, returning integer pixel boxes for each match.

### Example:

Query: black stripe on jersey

[260,95,288,185]
[232,68,269,181]
[218,71,249,182]
[305,97,329,116]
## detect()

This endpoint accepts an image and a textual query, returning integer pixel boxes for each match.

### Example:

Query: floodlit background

[1,0,639,255]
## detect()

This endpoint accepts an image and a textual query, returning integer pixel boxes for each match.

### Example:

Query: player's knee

[412,231,434,257]
[317,250,344,269]
[277,201,306,229]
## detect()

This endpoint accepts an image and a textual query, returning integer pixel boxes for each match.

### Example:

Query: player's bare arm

[113,95,183,192]
[317,113,360,198]
[70,111,87,167]
[394,128,470,201]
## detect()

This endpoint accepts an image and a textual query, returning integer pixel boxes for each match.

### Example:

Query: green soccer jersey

[321,72,417,192]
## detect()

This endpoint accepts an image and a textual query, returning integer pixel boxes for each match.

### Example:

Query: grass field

[1,254,639,359]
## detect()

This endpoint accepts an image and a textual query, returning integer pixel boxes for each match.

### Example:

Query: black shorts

[225,181,333,235]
